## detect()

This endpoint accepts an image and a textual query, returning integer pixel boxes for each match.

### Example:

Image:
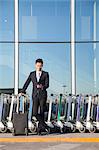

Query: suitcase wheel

[25,128,28,136]
[12,128,16,136]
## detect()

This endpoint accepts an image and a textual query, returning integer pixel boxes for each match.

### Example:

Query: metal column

[93,0,97,94]
[14,0,19,95]
[70,0,76,95]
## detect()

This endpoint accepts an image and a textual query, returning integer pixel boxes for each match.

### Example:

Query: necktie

[37,72,41,82]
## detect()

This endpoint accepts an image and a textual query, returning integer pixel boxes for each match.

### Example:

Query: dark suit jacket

[21,71,49,98]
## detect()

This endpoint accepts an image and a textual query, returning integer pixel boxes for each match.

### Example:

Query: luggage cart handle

[16,93,30,114]
[17,93,29,100]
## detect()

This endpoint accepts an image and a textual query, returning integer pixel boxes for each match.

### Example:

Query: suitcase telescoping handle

[16,93,30,114]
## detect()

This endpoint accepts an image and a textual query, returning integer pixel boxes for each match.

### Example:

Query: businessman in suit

[20,58,49,121]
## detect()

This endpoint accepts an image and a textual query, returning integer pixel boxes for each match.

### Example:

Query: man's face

[35,62,43,71]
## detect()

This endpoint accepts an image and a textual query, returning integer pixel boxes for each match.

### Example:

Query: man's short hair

[35,58,43,64]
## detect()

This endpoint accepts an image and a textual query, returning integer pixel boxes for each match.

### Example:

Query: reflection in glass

[19,0,70,41]
[0,44,14,88]
[0,0,14,41]
[76,43,99,94]
[76,0,99,41]
[19,43,70,96]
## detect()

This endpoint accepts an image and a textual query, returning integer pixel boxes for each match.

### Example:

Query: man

[20,58,49,121]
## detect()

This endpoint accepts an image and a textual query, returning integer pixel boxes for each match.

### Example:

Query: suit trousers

[32,93,47,120]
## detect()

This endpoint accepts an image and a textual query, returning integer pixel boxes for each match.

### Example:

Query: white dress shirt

[36,71,42,82]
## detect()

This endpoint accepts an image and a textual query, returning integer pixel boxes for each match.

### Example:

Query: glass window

[96,0,99,41]
[19,0,70,42]
[76,43,99,94]
[0,44,14,88]
[76,0,99,94]
[0,0,14,41]
[95,43,99,93]
[19,43,70,96]
[76,0,97,41]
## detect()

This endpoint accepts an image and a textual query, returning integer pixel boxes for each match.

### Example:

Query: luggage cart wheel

[30,126,37,133]
[30,123,37,133]
[25,128,28,136]
[45,128,50,135]
[79,126,86,133]
[47,127,50,134]
[11,128,15,133]
[0,126,7,133]
[89,126,96,133]
[60,128,63,133]
[72,125,76,133]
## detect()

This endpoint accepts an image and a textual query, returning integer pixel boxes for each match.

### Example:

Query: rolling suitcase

[12,94,29,136]
[12,112,28,136]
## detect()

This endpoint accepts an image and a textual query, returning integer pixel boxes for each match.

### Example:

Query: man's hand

[37,84,43,89]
